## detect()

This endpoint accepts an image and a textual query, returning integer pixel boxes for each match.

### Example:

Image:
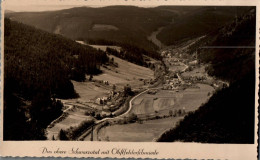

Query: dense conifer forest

[85,39,162,61]
[4,18,108,140]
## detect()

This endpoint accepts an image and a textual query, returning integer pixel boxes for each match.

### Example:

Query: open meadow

[130,83,213,116]
[98,116,184,142]
[72,80,111,102]
[94,55,154,89]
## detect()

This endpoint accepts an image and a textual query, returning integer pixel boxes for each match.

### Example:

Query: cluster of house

[161,50,171,57]
[95,90,118,105]
[163,74,183,90]
[95,96,110,105]
[212,81,229,89]
[188,60,198,66]
[97,80,109,85]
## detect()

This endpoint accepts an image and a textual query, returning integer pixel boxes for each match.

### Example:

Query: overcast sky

[4,0,159,12]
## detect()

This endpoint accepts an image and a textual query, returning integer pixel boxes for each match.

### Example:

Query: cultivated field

[130,83,213,116]
[97,83,214,142]
[98,116,184,142]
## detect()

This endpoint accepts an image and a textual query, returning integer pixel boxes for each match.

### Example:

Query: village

[161,48,228,92]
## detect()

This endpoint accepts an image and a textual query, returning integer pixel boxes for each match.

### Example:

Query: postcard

[0,0,259,159]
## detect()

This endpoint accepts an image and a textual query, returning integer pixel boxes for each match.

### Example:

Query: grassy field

[94,55,154,89]
[89,44,121,52]
[72,80,111,101]
[76,40,121,52]
[98,116,184,142]
[46,107,94,139]
[130,83,214,116]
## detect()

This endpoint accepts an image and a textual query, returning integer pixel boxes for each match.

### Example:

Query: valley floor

[98,117,184,142]
[46,34,226,142]
[88,36,226,142]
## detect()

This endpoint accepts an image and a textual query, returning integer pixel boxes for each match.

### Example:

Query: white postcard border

[0,0,259,159]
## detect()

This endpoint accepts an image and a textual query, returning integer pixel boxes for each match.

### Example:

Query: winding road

[78,87,164,141]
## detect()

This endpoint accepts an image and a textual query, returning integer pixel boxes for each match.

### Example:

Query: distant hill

[4,18,108,140]
[5,6,250,51]
[5,6,175,51]
[157,6,252,46]
[157,8,256,143]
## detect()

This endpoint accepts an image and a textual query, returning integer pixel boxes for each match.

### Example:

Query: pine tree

[58,129,68,140]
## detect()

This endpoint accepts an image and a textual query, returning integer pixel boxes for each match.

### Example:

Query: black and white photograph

[0,0,259,159]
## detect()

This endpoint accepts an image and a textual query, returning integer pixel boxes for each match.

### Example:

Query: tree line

[79,38,162,61]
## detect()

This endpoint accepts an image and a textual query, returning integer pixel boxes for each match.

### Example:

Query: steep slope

[157,6,252,46]
[157,8,256,143]
[4,18,108,140]
[190,7,256,82]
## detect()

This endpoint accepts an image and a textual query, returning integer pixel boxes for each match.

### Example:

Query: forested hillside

[83,39,162,61]
[6,6,176,52]
[157,6,251,46]
[6,6,250,52]
[105,43,161,66]
[4,19,108,140]
[190,7,255,82]
[158,8,256,143]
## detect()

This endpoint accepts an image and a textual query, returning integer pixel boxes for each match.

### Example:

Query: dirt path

[46,102,74,139]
